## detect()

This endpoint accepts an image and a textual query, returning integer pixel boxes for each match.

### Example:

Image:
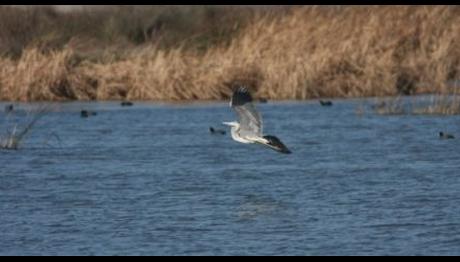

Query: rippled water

[1,99,460,255]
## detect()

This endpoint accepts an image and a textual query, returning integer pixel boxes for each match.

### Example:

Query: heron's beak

[222,122,234,127]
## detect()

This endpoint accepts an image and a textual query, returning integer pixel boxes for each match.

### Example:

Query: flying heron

[223,86,292,154]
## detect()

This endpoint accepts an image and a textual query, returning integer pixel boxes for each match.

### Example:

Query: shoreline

[0,93,458,104]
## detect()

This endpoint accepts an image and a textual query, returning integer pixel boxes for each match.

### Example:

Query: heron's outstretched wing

[261,135,292,154]
[230,86,263,137]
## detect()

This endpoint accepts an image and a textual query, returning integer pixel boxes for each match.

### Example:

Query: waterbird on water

[209,127,226,135]
[258,98,269,104]
[4,104,13,113]
[81,110,97,118]
[223,86,291,154]
[319,100,333,106]
[440,132,455,139]
[121,101,134,107]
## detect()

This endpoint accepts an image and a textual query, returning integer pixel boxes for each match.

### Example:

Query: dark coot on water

[5,104,14,113]
[121,101,134,107]
[440,132,455,139]
[81,110,97,118]
[319,100,333,106]
[209,127,226,135]
[258,98,268,104]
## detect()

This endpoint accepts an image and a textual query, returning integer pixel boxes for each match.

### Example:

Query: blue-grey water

[1,99,460,255]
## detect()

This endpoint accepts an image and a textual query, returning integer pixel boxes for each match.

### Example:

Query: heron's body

[224,122,266,144]
[223,86,291,154]
[228,123,252,143]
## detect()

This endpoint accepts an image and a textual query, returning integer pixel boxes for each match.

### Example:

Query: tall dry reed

[1,6,459,102]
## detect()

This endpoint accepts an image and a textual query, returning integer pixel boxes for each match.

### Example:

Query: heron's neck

[230,125,239,139]
[230,124,252,144]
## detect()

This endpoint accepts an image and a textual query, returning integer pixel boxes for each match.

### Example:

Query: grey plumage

[231,86,263,139]
[223,86,291,154]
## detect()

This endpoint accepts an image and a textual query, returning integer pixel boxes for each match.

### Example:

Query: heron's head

[222,121,239,128]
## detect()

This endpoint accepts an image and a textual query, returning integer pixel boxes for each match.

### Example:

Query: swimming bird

[258,98,269,104]
[81,110,97,118]
[439,132,455,139]
[319,100,333,106]
[121,101,134,107]
[4,104,13,113]
[223,86,291,154]
[209,127,226,135]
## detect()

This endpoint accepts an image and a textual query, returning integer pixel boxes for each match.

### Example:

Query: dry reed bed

[1,6,460,102]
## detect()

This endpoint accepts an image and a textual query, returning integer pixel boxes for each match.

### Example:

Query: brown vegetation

[1,6,459,102]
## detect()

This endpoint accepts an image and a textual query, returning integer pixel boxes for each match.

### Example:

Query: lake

[1,99,460,255]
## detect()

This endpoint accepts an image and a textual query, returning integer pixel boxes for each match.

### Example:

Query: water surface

[1,99,460,255]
